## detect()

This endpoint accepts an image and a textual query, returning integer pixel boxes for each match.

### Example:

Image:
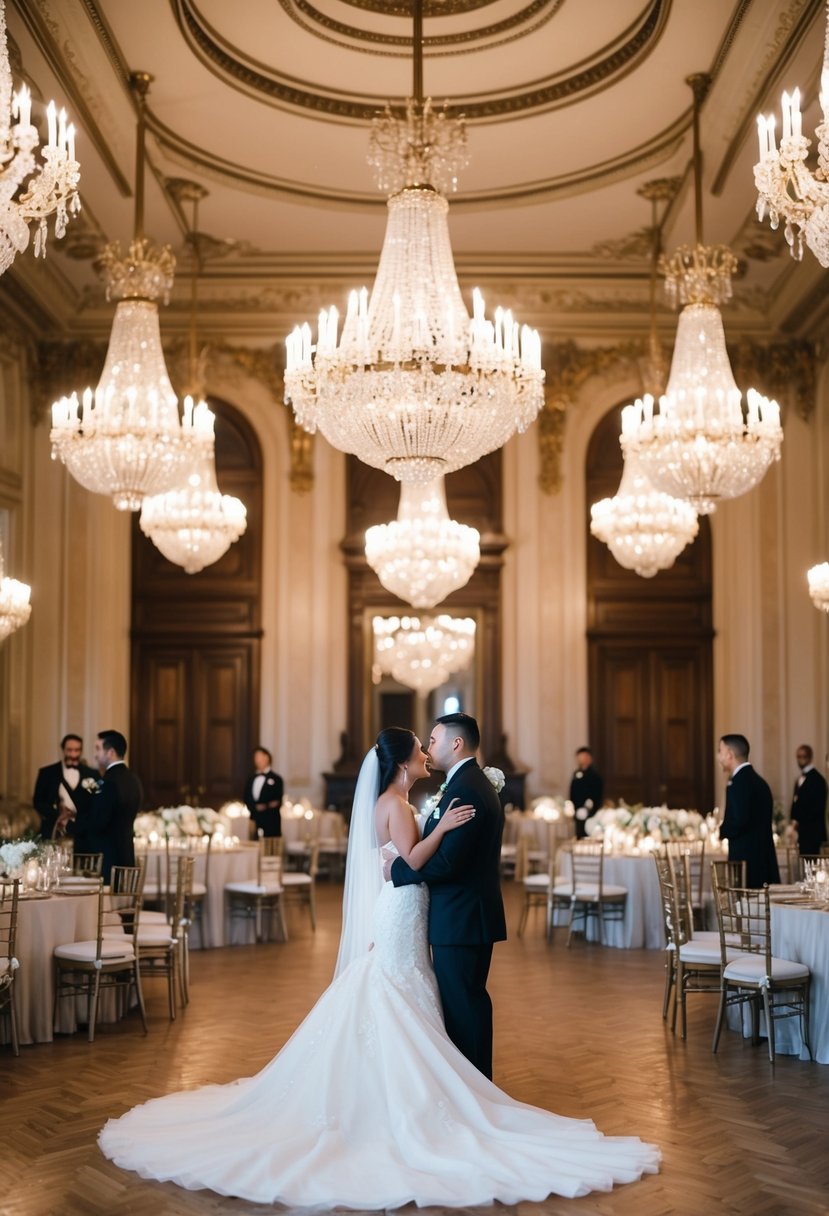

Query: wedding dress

[99,841,659,1207]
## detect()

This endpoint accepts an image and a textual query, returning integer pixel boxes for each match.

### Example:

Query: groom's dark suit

[391,758,506,1078]
[720,763,779,887]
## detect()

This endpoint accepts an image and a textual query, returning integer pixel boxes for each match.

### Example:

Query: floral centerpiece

[133,806,226,842]
[0,837,41,877]
[584,803,706,852]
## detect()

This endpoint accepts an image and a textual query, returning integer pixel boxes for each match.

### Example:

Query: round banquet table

[141,843,258,948]
[553,852,665,949]
[5,889,103,1045]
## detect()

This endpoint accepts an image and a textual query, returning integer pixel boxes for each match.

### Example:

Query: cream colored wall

[204,356,347,802]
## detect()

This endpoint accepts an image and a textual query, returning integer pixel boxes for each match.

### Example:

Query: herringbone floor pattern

[1,886,827,1216]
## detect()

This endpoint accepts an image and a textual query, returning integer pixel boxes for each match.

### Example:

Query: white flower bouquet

[584,803,704,848]
[0,838,40,876]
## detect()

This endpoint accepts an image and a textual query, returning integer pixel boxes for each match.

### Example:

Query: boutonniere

[81,777,101,794]
[424,783,448,820]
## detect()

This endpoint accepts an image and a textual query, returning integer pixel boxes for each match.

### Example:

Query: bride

[99,727,660,1207]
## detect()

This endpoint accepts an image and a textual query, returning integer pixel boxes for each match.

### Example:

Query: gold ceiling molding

[20,0,131,196]
[711,0,820,199]
[280,0,563,56]
[143,100,687,211]
[173,0,668,119]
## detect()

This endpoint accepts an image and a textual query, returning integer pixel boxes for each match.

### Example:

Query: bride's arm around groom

[389,713,506,1079]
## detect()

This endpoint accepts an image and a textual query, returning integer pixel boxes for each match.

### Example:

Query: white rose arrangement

[0,839,40,875]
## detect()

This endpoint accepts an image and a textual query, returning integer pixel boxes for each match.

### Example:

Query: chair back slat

[72,852,104,876]
[713,882,772,970]
[0,877,20,971]
[710,858,746,890]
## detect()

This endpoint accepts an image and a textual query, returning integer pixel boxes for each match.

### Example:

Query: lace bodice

[370,841,435,995]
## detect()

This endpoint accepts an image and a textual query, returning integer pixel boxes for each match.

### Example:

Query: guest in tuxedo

[390,712,506,1079]
[718,733,780,887]
[32,734,99,840]
[243,747,283,838]
[569,747,604,839]
[74,729,143,881]
[791,744,828,856]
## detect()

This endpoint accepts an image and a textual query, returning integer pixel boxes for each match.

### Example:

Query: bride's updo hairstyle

[375,728,416,795]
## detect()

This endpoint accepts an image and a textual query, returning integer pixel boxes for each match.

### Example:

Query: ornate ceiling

[2,0,828,346]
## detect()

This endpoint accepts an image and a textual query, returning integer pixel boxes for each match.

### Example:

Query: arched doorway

[130,399,263,807]
[586,405,714,812]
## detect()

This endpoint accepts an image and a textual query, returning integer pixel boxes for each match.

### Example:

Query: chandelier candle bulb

[46,100,56,148]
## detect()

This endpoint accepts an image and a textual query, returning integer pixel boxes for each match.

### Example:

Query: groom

[390,712,506,1079]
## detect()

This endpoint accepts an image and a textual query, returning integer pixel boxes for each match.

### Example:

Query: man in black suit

[569,746,604,839]
[791,744,828,856]
[75,729,143,881]
[32,733,98,840]
[243,747,283,838]
[390,712,506,1079]
[718,733,780,887]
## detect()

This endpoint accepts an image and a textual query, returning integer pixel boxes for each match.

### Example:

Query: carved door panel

[590,641,712,811]
[132,643,256,808]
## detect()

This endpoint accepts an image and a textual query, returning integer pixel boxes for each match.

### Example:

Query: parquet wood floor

[1,885,827,1216]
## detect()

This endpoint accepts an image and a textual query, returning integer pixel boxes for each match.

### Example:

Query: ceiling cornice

[13,0,131,195]
[171,0,671,121]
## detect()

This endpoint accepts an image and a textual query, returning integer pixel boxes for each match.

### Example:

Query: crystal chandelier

[590,448,698,578]
[0,0,80,275]
[50,73,189,512]
[754,1,829,267]
[140,186,247,573]
[365,478,479,608]
[592,182,698,579]
[284,1,544,484]
[0,539,30,642]
[373,613,475,694]
[140,398,246,573]
[620,75,783,515]
[807,563,829,612]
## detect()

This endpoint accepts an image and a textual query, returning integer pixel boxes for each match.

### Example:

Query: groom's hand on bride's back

[381,845,396,881]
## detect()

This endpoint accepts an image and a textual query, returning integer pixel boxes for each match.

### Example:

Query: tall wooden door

[586,406,714,812]
[131,401,263,808]
[135,643,258,807]
[590,643,712,810]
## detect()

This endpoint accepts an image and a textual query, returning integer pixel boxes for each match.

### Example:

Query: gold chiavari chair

[126,855,194,1019]
[709,858,747,890]
[564,842,627,948]
[666,840,705,929]
[711,883,811,1063]
[0,878,21,1055]
[71,852,104,877]
[778,845,801,884]
[225,836,288,943]
[53,865,148,1042]
[282,840,319,930]
[516,825,573,940]
[668,852,722,1038]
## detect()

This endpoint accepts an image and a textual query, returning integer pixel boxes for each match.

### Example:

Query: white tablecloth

[6,890,102,1045]
[142,844,258,948]
[503,812,552,856]
[554,853,664,949]
[768,903,828,1063]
